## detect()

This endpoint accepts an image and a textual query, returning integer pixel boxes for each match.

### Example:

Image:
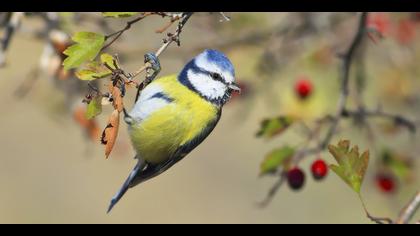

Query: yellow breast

[129,75,218,164]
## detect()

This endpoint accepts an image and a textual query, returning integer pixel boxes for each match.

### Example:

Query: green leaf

[63,32,105,70]
[86,96,102,119]
[328,140,370,194]
[256,116,294,139]
[75,62,110,81]
[100,53,117,69]
[102,12,139,18]
[75,53,116,81]
[260,146,295,176]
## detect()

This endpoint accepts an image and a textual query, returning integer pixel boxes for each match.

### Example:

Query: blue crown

[201,49,235,77]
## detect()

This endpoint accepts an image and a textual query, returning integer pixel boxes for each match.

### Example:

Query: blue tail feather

[107,160,145,213]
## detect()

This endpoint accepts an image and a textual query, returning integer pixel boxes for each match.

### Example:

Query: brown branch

[87,13,194,109]
[155,13,183,33]
[342,107,416,133]
[261,13,419,208]
[395,191,420,224]
[366,213,394,224]
[219,12,231,22]
[14,67,40,98]
[130,12,194,80]
[358,193,394,224]
[319,12,368,150]
[260,12,369,206]
[294,12,369,162]
[101,12,154,51]
[360,191,420,224]
[257,172,286,208]
[102,12,189,52]
[0,12,24,67]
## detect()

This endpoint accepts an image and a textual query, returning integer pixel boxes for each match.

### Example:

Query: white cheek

[188,70,226,100]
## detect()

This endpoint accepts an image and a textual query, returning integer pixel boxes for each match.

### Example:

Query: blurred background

[0,12,419,223]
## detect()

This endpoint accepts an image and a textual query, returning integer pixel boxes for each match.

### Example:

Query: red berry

[287,167,305,190]
[376,174,395,193]
[311,159,328,180]
[295,77,313,99]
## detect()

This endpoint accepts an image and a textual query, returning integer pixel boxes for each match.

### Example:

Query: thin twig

[155,14,183,33]
[395,191,420,224]
[342,108,416,133]
[101,12,154,51]
[131,12,193,79]
[219,12,231,22]
[359,193,394,224]
[257,172,286,208]
[295,13,369,160]
[0,12,24,67]
[14,67,40,98]
[260,13,370,207]
[319,12,368,150]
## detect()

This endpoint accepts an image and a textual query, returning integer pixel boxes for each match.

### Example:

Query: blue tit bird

[107,49,240,213]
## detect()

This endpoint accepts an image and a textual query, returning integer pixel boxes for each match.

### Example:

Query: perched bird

[107,49,240,213]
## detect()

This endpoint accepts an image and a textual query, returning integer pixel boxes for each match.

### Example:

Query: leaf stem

[358,193,393,224]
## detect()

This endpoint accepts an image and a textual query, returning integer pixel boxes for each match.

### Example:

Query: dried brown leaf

[111,85,124,113]
[101,109,120,159]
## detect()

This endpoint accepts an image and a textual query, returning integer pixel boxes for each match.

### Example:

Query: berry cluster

[285,158,399,193]
[286,158,328,190]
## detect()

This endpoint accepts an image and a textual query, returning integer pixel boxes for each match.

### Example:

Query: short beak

[228,82,241,93]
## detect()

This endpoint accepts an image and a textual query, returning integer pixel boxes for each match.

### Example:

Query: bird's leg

[123,107,134,125]
[144,52,161,85]
[135,53,161,102]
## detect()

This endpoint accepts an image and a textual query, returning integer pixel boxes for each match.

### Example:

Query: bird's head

[178,49,240,106]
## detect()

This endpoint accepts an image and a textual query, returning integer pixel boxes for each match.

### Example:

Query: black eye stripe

[192,66,228,85]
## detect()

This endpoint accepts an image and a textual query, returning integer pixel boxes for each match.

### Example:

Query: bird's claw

[123,107,134,125]
[144,53,161,82]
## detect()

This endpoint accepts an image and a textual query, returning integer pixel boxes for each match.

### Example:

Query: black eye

[211,72,222,81]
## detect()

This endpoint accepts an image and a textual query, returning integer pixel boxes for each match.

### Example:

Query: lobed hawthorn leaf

[63,32,105,70]
[328,140,370,194]
[260,146,295,176]
[100,53,118,69]
[85,95,102,120]
[102,12,139,18]
[76,62,109,81]
[256,116,294,139]
[101,109,120,159]
[75,53,117,81]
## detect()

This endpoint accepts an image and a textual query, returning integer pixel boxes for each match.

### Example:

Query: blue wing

[107,110,221,213]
